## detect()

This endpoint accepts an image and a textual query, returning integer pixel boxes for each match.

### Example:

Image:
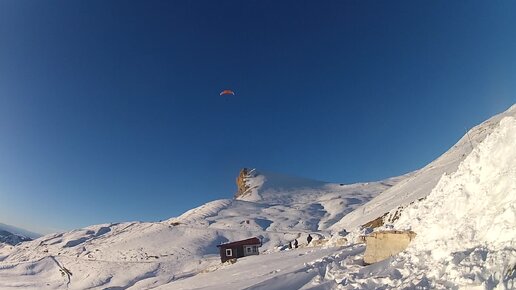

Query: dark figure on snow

[307,234,313,245]
[288,241,292,249]
[294,239,298,248]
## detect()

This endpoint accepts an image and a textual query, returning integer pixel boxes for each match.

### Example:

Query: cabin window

[246,246,252,253]
[225,249,232,257]
[252,246,258,253]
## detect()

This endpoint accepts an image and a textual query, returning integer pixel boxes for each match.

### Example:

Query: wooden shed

[216,237,261,263]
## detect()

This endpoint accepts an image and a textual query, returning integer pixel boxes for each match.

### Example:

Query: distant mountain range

[0,223,41,245]
[0,229,32,246]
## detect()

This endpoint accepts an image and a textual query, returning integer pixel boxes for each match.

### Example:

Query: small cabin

[216,237,261,263]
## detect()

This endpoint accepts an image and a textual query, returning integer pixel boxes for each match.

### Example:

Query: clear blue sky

[0,1,514,234]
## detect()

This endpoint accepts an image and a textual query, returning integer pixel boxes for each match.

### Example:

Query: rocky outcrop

[235,168,251,199]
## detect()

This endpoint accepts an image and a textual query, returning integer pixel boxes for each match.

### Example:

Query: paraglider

[220,89,235,96]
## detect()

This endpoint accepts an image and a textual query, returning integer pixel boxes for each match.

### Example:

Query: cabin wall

[236,246,244,258]
[219,246,239,262]
[243,244,260,257]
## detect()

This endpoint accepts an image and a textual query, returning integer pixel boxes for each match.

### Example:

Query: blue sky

[0,1,514,234]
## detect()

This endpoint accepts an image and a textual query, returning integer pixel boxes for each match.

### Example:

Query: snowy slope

[0,171,399,289]
[331,104,516,231]
[171,171,402,233]
[158,105,516,290]
[0,104,514,290]
[314,107,516,289]
[389,115,516,288]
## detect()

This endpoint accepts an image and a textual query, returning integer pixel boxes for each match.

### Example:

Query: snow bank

[389,115,516,288]
[395,116,516,256]
[333,105,515,231]
[314,115,516,290]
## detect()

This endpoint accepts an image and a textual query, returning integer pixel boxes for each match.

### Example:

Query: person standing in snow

[294,239,298,248]
[288,241,292,249]
[307,234,313,245]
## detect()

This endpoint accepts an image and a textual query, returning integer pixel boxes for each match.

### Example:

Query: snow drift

[319,110,516,289]
[332,104,516,231]
[390,115,516,289]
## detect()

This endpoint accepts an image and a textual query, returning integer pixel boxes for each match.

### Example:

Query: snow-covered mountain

[173,169,403,233]
[0,223,39,246]
[0,104,514,290]
[331,105,516,231]
[0,223,41,240]
[313,105,516,289]
[0,230,32,246]
[0,170,401,289]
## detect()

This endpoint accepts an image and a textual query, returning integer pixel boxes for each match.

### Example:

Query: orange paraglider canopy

[219,89,235,96]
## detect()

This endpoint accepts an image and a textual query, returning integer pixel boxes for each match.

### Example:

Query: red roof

[217,237,261,248]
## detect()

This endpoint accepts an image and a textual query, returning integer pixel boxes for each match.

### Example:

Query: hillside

[0,223,37,246]
[0,230,32,246]
[313,107,516,289]
[331,104,516,231]
[0,105,514,289]
[0,223,41,240]
[0,171,401,289]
